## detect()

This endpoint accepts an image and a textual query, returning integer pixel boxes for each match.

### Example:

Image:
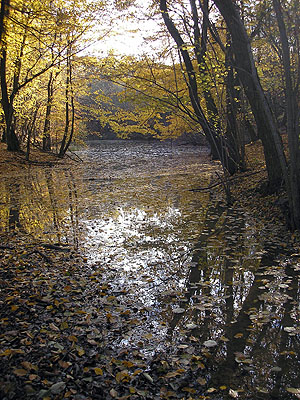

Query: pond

[0,140,299,399]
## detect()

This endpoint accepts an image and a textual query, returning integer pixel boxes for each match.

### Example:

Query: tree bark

[0,0,21,151]
[273,0,300,229]
[213,0,286,190]
[59,43,74,158]
[43,72,54,151]
[0,48,20,151]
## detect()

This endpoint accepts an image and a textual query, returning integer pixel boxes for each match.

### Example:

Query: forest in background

[0,0,300,228]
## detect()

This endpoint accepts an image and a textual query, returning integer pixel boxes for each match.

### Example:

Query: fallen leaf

[173,308,185,314]
[109,388,118,398]
[286,388,300,394]
[50,382,66,394]
[234,333,243,339]
[13,368,27,376]
[203,340,217,348]
[229,388,239,398]
[186,323,197,330]
[94,367,103,376]
[207,387,217,393]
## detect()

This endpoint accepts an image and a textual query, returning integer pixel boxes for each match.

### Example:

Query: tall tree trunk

[43,72,54,151]
[58,66,70,157]
[273,0,300,230]
[0,49,20,151]
[0,0,22,151]
[0,0,6,44]
[225,34,246,171]
[26,107,38,161]
[213,0,286,191]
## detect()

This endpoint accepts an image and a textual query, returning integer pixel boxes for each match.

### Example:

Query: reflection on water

[0,140,299,398]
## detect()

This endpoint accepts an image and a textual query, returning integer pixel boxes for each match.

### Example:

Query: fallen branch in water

[24,249,52,263]
[66,149,83,162]
[0,245,14,250]
[189,169,265,192]
[41,243,71,252]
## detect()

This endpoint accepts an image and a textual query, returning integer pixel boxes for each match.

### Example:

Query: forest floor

[0,140,299,400]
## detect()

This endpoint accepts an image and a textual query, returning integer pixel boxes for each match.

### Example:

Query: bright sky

[85,1,162,58]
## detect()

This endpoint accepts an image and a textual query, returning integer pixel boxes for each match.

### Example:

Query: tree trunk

[58,69,69,157]
[0,49,20,151]
[59,43,74,158]
[160,0,234,174]
[273,0,300,230]
[213,0,286,191]
[26,107,38,161]
[43,72,54,151]
[225,33,246,172]
[0,0,20,151]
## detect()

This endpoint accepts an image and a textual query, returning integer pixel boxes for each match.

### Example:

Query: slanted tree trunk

[213,0,286,191]
[59,43,75,158]
[59,66,70,157]
[160,0,236,175]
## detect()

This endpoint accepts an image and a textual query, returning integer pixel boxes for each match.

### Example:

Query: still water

[0,140,299,398]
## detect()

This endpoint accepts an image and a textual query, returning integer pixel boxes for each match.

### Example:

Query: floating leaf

[94,367,103,376]
[50,381,66,394]
[257,387,269,394]
[197,377,206,385]
[234,333,243,339]
[67,335,78,343]
[229,388,239,398]
[284,327,296,333]
[286,388,300,394]
[77,347,85,356]
[186,323,197,330]
[142,372,153,383]
[116,370,130,383]
[173,307,185,314]
[271,366,282,372]
[50,323,60,332]
[60,321,69,330]
[220,335,229,342]
[21,361,35,371]
[58,360,71,369]
[13,368,27,376]
[203,340,217,348]
[109,388,118,398]
[207,387,217,393]
[165,369,184,379]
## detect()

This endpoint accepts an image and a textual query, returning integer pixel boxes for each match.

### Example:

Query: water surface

[0,140,299,398]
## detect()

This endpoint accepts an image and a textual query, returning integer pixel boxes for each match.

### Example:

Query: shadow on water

[0,140,299,398]
[166,193,300,399]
